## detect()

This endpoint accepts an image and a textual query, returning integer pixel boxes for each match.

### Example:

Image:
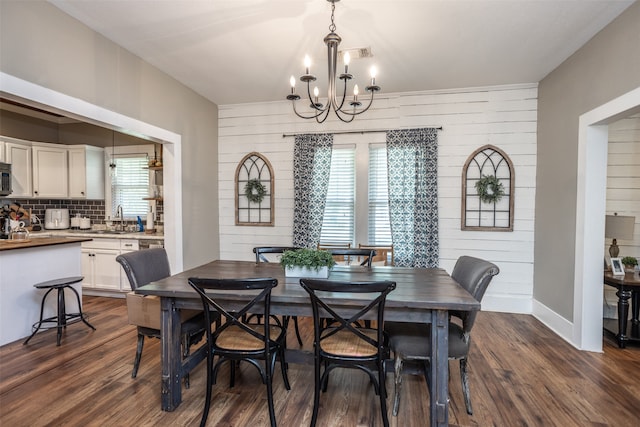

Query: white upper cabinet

[3,138,33,198]
[32,143,68,198]
[68,145,104,199]
[0,141,5,163]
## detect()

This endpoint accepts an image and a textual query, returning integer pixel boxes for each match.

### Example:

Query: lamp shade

[605,215,635,240]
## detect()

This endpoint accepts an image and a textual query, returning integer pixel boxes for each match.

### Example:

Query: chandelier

[286,0,380,123]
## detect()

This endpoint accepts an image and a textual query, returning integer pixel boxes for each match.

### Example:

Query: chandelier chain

[329,1,336,32]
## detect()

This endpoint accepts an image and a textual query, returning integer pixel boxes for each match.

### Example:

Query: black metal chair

[188,277,290,427]
[385,255,499,416]
[116,248,212,386]
[300,278,396,427]
[252,246,304,346]
[327,247,376,267]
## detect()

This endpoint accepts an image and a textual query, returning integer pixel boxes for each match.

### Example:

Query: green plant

[475,174,505,204]
[280,248,336,270]
[621,256,638,267]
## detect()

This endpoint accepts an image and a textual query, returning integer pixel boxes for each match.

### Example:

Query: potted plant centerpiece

[280,248,336,279]
[621,256,638,273]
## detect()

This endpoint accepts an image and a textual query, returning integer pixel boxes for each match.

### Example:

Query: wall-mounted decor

[461,145,514,231]
[235,152,274,226]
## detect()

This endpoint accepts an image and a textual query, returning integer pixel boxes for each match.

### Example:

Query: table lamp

[604,213,635,258]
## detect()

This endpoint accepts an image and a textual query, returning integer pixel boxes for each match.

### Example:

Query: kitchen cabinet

[82,238,139,293]
[3,138,32,197]
[0,141,4,162]
[68,145,104,199]
[32,143,68,198]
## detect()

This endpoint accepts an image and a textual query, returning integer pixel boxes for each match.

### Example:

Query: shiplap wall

[604,114,640,317]
[218,83,538,314]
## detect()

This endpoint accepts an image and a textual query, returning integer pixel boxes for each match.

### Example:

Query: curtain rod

[282,127,443,138]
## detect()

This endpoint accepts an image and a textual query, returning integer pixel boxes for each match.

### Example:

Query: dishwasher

[139,239,164,250]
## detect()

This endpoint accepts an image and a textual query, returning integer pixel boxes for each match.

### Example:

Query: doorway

[0,72,184,272]
[574,86,640,351]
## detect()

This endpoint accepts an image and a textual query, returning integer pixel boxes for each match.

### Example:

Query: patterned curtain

[386,128,439,267]
[292,133,333,248]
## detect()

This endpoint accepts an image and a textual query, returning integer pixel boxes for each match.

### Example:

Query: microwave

[0,162,12,197]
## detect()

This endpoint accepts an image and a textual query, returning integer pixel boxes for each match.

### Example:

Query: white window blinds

[368,145,392,245]
[319,147,355,245]
[110,155,149,219]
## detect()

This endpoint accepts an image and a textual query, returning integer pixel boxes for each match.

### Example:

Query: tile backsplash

[3,198,164,229]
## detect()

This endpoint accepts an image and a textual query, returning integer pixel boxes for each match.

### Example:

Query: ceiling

[48,0,635,107]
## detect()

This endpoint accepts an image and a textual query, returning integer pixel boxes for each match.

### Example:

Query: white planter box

[284,266,329,279]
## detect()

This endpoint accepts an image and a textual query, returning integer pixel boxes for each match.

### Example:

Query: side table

[603,271,640,348]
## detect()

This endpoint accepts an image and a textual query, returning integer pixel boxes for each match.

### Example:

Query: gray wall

[535,2,640,318]
[0,1,220,269]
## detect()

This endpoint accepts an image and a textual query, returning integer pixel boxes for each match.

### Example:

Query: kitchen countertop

[28,230,165,240]
[0,236,92,252]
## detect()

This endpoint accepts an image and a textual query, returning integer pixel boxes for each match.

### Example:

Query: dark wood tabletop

[136,260,481,321]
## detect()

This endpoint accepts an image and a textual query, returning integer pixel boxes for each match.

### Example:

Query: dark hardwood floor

[1,296,638,426]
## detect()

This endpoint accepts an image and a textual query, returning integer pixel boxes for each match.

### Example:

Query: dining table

[135,259,480,427]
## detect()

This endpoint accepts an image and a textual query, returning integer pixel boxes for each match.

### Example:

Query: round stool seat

[23,276,95,346]
[34,276,84,289]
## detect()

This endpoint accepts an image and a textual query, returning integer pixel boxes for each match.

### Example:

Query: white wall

[219,83,537,314]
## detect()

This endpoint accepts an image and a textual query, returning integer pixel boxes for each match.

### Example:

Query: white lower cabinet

[82,238,139,292]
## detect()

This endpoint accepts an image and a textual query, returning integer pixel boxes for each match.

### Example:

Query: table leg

[631,290,639,324]
[616,288,632,348]
[430,309,449,427]
[161,297,183,411]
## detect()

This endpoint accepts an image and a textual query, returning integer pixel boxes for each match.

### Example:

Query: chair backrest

[300,278,396,356]
[116,248,171,291]
[450,255,500,331]
[188,277,279,346]
[327,248,376,267]
[253,246,300,263]
[358,244,394,266]
[317,243,352,250]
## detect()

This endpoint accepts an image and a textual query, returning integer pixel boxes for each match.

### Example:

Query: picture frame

[610,257,625,276]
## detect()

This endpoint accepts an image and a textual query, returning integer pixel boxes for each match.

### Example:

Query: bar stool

[23,276,96,346]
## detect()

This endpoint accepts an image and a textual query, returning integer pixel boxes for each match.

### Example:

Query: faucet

[115,204,124,231]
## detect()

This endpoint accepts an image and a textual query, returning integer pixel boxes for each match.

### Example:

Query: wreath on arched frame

[235,152,274,226]
[244,179,267,204]
[461,145,514,231]
[475,174,505,204]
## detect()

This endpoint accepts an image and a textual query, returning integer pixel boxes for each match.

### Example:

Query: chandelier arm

[332,77,350,113]
[314,106,333,124]
[335,90,377,117]
[292,100,327,120]
[306,81,327,112]
[333,108,357,123]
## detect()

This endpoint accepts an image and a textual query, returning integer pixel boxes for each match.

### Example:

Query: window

[105,149,151,220]
[319,147,355,245]
[368,145,392,245]
[319,139,392,246]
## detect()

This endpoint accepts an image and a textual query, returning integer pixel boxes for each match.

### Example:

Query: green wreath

[244,179,267,204]
[475,174,505,204]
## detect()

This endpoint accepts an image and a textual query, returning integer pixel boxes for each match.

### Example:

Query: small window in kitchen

[106,153,149,220]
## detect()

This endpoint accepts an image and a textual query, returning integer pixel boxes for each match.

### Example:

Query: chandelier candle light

[286,0,380,123]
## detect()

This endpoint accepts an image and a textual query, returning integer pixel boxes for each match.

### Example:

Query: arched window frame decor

[461,145,514,231]
[235,152,274,226]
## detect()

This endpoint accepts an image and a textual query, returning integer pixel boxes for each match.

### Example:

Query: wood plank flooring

[1,296,639,426]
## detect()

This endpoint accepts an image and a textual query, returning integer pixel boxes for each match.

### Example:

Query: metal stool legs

[23,277,95,346]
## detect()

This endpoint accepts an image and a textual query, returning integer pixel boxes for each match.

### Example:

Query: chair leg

[460,357,473,415]
[132,334,145,378]
[266,354,277,427]
[182,334,190,389]
[311,354,322,427]
[392,354,404,416]
[292,316,303,346]
[379,358,390,427]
